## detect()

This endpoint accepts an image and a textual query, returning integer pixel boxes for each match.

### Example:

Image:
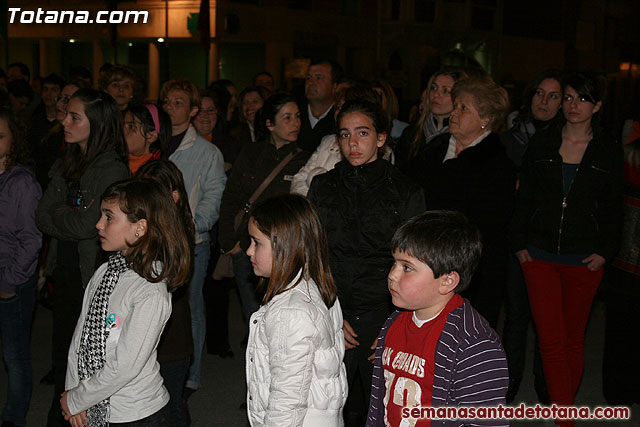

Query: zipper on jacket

[557,197,567,253]
[556,165,579,254]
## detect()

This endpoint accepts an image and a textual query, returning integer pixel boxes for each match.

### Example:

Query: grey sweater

[65,262,171,423]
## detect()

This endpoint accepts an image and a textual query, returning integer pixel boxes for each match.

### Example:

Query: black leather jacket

[511,123,624,260]
[307,158,425,312]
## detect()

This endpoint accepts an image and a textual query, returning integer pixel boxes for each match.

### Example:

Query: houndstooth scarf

[77,252,129,426]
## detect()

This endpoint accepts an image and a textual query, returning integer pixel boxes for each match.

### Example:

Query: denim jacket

[169,125,227,244]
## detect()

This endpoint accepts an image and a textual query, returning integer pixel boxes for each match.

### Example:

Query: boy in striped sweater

[366,210,509,427]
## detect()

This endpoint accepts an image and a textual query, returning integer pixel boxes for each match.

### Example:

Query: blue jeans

[503,254,546,391]
[231,251,259,322]
[186,242,210,389]
[0,275,37,427]
[159,358,190,427]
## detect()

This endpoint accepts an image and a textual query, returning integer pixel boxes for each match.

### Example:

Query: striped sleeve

[432,300,510,427]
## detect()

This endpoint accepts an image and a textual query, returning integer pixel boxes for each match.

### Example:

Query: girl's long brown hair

[101,178,192,291]
[250,194,337,308]
[135,160,195,250]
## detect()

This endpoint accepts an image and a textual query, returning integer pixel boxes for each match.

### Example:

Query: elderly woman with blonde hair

[418,75,517,328]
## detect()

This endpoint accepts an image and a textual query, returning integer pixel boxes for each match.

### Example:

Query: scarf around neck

[423,113,449,146]
[77,252,129,426]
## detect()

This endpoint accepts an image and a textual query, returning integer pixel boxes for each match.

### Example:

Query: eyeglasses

[563,94,594,104]
[198,108,217,116]
[55,96,71,104]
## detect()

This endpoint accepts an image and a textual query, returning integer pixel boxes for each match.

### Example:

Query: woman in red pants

[511,72,623,426]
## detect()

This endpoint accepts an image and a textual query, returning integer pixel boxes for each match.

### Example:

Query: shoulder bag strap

[234,148,301,231]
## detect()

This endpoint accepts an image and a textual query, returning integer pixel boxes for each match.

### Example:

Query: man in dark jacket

[297,60,342,152]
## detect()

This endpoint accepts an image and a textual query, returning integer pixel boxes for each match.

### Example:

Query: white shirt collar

[412,306,445,327]
[308,104,333,129]
[443,131,491,162]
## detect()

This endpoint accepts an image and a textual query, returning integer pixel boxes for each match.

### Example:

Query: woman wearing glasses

[511,73,623,426]
[193,88,240,173]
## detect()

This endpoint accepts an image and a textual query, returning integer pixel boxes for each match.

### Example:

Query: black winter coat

[510,124,623,260]
[415,132,517,327]
[307,158,425,313]
[419,132,517,247]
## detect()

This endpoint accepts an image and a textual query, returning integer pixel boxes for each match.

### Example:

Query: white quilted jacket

[246,272,347,427]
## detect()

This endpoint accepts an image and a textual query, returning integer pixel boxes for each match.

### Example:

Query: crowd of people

[0,57,638,427]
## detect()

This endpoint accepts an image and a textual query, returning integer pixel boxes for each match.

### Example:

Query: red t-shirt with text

[382,294,464,426]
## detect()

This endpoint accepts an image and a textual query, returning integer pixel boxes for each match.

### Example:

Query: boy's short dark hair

[392,210,482,293]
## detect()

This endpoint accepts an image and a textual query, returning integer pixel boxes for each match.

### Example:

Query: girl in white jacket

[60,178,192,427]
[245,194,348,427]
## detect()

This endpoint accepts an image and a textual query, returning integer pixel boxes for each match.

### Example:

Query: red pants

[522,258,603,427]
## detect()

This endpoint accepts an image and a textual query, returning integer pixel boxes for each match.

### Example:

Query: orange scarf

[129,152,154,175]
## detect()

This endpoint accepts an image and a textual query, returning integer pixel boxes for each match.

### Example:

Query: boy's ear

[439,271,460,295]
[135,219,148,238]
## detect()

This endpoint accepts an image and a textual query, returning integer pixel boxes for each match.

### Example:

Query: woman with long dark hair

[501,69,563,404]
[218,93,310,332]
[511,73,623,426]
[35,88,130,427]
